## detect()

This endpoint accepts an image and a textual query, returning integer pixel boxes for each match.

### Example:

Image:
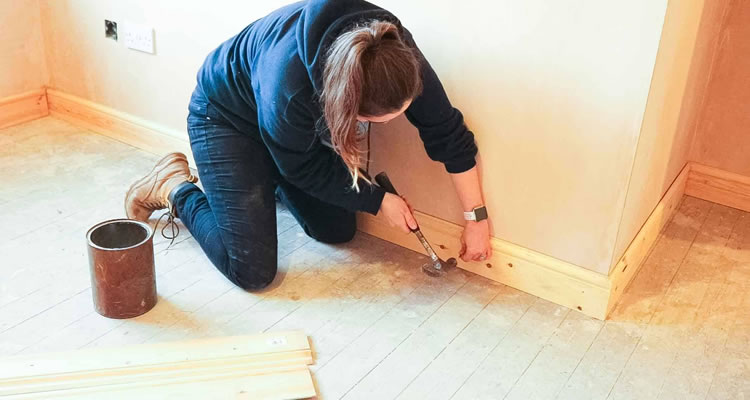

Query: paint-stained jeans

[172,88,356,290]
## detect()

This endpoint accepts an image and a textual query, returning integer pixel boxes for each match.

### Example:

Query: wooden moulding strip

[360,162,695,320]
[0,89,49,129]
[358,210,611,319]
[686,162,750,213]
[606,162,691,316]
[45,88,194,165]
[7,368,316,400]
[0,331,313,397]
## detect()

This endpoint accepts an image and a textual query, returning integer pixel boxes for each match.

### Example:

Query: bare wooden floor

[1,117,749,399]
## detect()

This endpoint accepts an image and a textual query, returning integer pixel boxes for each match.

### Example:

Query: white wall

[371,0,668,273]
[39,0,289,134]
[0,0,48,97]
[611,0,709,270]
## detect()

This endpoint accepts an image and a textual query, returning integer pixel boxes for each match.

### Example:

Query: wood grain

[0,331,313,397]
[6,368,316,400]
[0,89,48,129]
[361,162,693,320]
[358,211,611,319]
[46,89,194,165]
[607,163,690,315]
[686,162,750,213]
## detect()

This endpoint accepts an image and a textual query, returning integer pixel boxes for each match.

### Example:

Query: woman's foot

[125,152,198,222]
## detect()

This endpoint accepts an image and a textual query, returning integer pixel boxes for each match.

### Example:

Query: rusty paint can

[86,219,157,319]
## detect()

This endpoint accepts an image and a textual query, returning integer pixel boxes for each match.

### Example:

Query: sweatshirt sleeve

[258,93,386,215]
[402,29,478,174]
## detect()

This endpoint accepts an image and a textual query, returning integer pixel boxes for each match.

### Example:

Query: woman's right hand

[379,193,418,233]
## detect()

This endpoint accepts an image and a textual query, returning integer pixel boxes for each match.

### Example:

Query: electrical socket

[105,20,118,41]
[121,22,154,54]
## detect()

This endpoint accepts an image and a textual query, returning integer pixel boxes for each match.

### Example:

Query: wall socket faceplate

[121,22,154,54]
[105,20,118,41]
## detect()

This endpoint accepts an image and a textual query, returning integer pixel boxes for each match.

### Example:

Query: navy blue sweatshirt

[196,0,477,215]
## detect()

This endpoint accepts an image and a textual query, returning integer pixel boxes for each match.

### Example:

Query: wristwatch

[464,205,488,222]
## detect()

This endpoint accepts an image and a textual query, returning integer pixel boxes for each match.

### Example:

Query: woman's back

[196,0,395,135]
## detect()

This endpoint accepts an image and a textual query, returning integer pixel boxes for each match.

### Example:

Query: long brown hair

[322,20,422,191]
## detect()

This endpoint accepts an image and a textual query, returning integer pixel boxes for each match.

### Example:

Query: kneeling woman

[125,0,491,290]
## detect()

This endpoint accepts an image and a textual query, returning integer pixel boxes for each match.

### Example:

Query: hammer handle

[374,172,400,196]
[375,172,422,233]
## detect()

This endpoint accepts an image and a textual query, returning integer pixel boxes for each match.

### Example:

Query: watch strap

[464,206,488,222]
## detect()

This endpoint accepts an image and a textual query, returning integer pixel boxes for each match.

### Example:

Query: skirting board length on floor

[686,162,750,214]
[0,331,316,399]
[46,88,194,165]
[0,89,49,130]
[359,162,692,320]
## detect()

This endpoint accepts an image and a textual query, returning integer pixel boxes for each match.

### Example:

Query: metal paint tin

[86,219,157,319]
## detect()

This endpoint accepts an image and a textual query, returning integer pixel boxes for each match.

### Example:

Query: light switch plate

[121,22,154,54]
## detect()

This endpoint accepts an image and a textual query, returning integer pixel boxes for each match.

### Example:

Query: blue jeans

[172,88,356,290]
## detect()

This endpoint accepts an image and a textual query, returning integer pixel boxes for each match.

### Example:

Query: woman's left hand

[459,220,492,262]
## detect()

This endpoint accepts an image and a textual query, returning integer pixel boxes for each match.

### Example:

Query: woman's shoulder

[258,80,319,133]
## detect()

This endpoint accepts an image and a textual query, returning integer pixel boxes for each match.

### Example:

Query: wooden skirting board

[359,162,692,320]
[0,89,49,130]
[686,162,750,214]
[45,88,194,165]
[358,211,612,318]
[0,331,316,399]
[606,163,691,314]
[22,88,747,320]
[607,162,750,315]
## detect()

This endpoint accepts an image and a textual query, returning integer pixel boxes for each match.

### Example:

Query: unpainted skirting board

[686,162,750,213]
[45,89,194,165]
[607,162,690,315]
[7,368,316,400]
[0,89,49,129]
[358,211,611,319]
[0,331,315,399]
[359,162,693,320]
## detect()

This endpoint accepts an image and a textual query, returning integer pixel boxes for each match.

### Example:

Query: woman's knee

[225,258,277,291]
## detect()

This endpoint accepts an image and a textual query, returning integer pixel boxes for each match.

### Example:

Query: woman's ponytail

[322,20,422,191]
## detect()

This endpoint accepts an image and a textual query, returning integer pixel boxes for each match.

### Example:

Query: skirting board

[0,89,49,130]
[359,162,692,320]
[29,368,317,400]
[606,162,690,314]
[0,331,316,399]
[358,211,612,319]
[45,89,194,165]
[686,162,750,214]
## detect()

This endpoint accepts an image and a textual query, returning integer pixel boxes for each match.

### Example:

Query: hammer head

[421,257,458,277]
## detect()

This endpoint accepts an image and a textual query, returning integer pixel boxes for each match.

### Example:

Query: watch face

[475,206,488,221]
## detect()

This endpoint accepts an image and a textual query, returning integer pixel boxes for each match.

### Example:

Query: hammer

[375,172,457,277]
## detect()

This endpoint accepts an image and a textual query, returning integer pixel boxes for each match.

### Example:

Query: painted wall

[610,0,712,270]
[370,0,668,273]
[38,0,289,136]
[690,0,750,177]
[0,0,48,97]
[37,0,672,273]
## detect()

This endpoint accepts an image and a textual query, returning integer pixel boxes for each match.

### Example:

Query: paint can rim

[86,218,153,251]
